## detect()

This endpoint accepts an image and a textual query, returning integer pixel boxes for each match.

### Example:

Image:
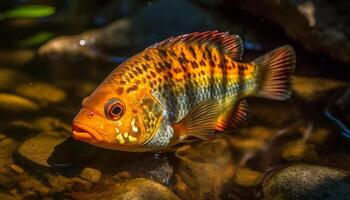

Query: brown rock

[234,168,263,187]
[281,139,318,162]
[80,167,102,183]
[175,138,234,200]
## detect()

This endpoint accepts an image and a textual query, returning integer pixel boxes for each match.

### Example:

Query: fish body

[72,31,295,152]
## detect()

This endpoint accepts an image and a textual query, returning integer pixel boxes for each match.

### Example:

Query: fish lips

[72,123,103,143]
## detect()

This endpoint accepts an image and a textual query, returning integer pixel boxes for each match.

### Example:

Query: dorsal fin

[147,31,244,60]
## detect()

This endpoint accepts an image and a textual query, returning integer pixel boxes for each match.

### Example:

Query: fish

[72,31,295,152]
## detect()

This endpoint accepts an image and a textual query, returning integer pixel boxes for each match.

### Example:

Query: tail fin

[253,45,296,100]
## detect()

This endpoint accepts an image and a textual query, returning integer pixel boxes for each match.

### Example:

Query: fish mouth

[72,123,102,142]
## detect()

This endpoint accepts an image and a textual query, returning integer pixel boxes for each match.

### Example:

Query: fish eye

[105,98,125,120]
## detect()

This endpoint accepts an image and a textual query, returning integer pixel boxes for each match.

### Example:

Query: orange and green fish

[72,31,295,152]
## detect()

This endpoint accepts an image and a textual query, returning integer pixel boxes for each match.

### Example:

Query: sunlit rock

[0,93,39,114]
[14,82,66,105]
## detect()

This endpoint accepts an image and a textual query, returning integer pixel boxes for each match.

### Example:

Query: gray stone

[263,164,350,200]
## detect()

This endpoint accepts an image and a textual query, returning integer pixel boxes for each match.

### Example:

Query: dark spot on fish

[213,54,217,62]
[150,70,156,77]
[131,69,138,76]
[170,51,177,57]
[144,55,150,61]
[206,47,212,60]
[146,75,151,79]
[135,80,141,85]
[200,60,205,66]
[189,46,196,59]
[158,77,163,83]
[202,51,207,60]
[174,67,182,73]
[141,64,149,71]
[149,82,154,87]
[155,65,163,73]
[209,60,215,67]
[191,61,199,69]
[201,70,205,75]
[164,61,172,69]
[135,66,143,74]
[158,49,167,58]
[126,85,138,93]
[116,87,123,95]
[120,80,126,84]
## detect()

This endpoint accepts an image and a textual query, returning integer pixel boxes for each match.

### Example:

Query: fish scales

[109,42,257,125]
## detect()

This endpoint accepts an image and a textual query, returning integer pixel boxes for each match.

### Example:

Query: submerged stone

[234,168,263,187]
[281,139,318,162]
[0,68,29,90]
[17,134,67,168]
[14,82,66,105]
[80,167,102,183]
[175,138,234,200]
[292,76,346,101]
[0,136,17,168]
[72,178,179,200]
[0,93,39,114]
[263,164,350,200]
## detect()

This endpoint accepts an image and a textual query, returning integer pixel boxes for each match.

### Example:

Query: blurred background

[0,0,350,199]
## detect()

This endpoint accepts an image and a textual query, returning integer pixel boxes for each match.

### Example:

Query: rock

[0,93,39,114]
[9,164,24,174]
[47,174,92,193]
[234,168,263,187]
[0,192,18,200]
[281,139,318,162]
[80,167,102,183]
[292,76,346,101]
[112,171,131,181]
[14,82,66,105]
[175,138,234,200]
[308,128,330,145]
[263,164,350,200]
[229,137,265,152]
[16,174,50,198]
[0,49,35,67]
[39,0,216,60]
[32,117,71,134]
[0,136,17,168]
[17,134,67,168]
[0,68,29,90]
[72,178,179,200]
[234,0,350,64]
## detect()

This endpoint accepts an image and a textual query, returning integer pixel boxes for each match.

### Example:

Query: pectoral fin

[172,99,221,141]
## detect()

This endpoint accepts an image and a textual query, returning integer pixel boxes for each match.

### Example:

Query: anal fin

[172,99,221,141]
[215,100,250,131]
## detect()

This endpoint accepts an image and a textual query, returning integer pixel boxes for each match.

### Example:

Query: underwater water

[0,0,350,200]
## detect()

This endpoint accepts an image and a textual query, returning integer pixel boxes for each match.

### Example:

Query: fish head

[72,83,164,151]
